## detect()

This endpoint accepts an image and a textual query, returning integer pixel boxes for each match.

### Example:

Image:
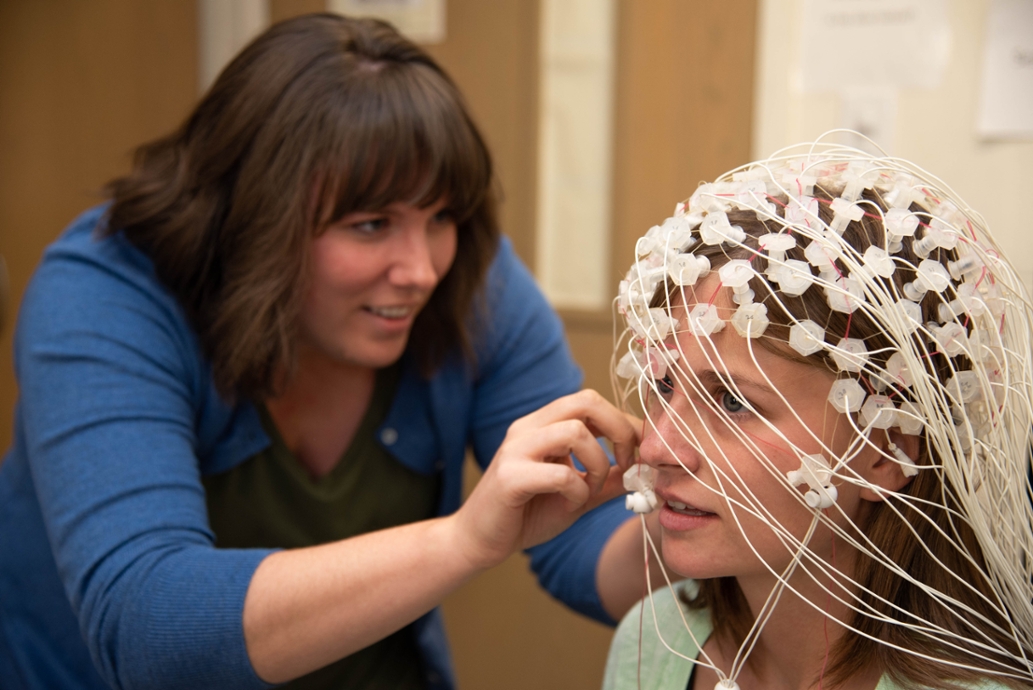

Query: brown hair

[103,13,499,399]
[662,189,1031,689]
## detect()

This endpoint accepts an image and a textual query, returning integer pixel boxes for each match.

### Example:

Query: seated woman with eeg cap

[606,138,1033,690]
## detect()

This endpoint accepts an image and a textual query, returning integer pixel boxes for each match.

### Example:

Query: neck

[264,346,378,479]
[710,538,879,690]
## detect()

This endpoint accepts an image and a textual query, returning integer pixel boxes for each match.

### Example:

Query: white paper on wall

[535,0,616,310]
[838,86,899,154]
[329,0,446,44]
[977,0,1033,139]
[799,0,951,91]
[198,0,270,93]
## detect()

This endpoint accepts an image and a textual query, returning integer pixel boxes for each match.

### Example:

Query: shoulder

[18,205,200,384]
[23,206,188,339]
[462,237,582,434]
[470,236,578,382]
[604,581,710,690]
[15,205,261,468]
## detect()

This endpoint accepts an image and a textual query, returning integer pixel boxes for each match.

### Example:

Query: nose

[639,396,702,475]
[389,224,439,292]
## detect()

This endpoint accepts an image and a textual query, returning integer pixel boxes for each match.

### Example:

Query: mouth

[364,305,417,320]
[665,499,716,517]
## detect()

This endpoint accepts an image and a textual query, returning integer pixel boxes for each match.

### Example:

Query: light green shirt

[603,582,1010,690]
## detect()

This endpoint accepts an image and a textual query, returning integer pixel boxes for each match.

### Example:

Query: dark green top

[203,365,439,690]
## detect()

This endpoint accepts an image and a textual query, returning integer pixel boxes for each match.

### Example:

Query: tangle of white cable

[611,141,1033,687]
[634,332,1032,676]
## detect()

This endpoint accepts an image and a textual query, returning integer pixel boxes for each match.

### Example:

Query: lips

[666,499,714,517]
[656,491,718,531]
[364,305,416,320]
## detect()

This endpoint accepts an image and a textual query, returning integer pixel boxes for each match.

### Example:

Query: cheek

[431,228,458,279]
[308,237,379,297]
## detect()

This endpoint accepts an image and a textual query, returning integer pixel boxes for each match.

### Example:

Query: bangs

[318,61,492,226]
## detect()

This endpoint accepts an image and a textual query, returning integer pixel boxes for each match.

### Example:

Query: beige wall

[754,0,1033,288]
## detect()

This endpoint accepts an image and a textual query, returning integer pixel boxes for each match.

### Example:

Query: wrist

[440,511,507,574]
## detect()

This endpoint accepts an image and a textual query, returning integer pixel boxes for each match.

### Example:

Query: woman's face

[298,199,457,370]
[640,279,870,587]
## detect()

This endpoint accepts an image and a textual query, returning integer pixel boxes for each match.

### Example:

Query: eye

[349,217,388,235]
[655,375,675,399]
[718,390,747,415]
[431,207,455,225]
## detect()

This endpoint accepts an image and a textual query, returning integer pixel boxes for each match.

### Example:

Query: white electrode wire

[639,492,1033,683]
[633,356,1033,675]
[724,247,1033,652]
[637,417,1033,676]
[725,516,821,682]
[638,514,725,676]
[632,419,1033,681]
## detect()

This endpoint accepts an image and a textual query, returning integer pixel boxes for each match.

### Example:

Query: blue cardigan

[0,206,631,689]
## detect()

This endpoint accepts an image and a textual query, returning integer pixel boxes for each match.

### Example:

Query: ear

[857,428,918,502]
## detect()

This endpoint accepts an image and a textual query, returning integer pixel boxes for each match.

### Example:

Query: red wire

[708,282,723,307]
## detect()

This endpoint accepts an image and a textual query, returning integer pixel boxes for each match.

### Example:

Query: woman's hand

[449,389,640,572]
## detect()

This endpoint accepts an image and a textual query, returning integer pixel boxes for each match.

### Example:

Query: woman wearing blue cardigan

[0,14,648,689]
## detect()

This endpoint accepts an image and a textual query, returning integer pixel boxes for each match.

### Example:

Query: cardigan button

[380,427,398,445]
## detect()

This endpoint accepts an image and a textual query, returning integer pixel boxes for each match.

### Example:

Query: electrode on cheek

[623,464,658,514]
[787,453,839,509]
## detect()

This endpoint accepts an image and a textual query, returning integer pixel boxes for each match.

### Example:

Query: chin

[660,547,704,580]
[660,545,736,581]
[335,332,411,369]
[353,348,407,370]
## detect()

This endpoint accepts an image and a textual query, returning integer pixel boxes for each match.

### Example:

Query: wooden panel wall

[566,0,758,408]
[0,0,197,456]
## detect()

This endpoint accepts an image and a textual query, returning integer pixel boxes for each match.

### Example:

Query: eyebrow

[696,369,776,397]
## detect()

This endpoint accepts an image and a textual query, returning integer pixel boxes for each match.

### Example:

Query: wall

[754,0,1033,284]
[566,0,759,403]
[0,1,197,455]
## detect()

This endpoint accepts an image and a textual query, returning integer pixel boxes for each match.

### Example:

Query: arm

[241,390,639,682]
[467,239,654,622]
[16,225,271,689]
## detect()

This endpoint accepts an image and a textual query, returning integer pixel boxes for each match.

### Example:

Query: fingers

[457,392,643,565]
[510,390,641,470]
[495,460,591,510]
[506,418,613,496]
[582,465,629,512]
